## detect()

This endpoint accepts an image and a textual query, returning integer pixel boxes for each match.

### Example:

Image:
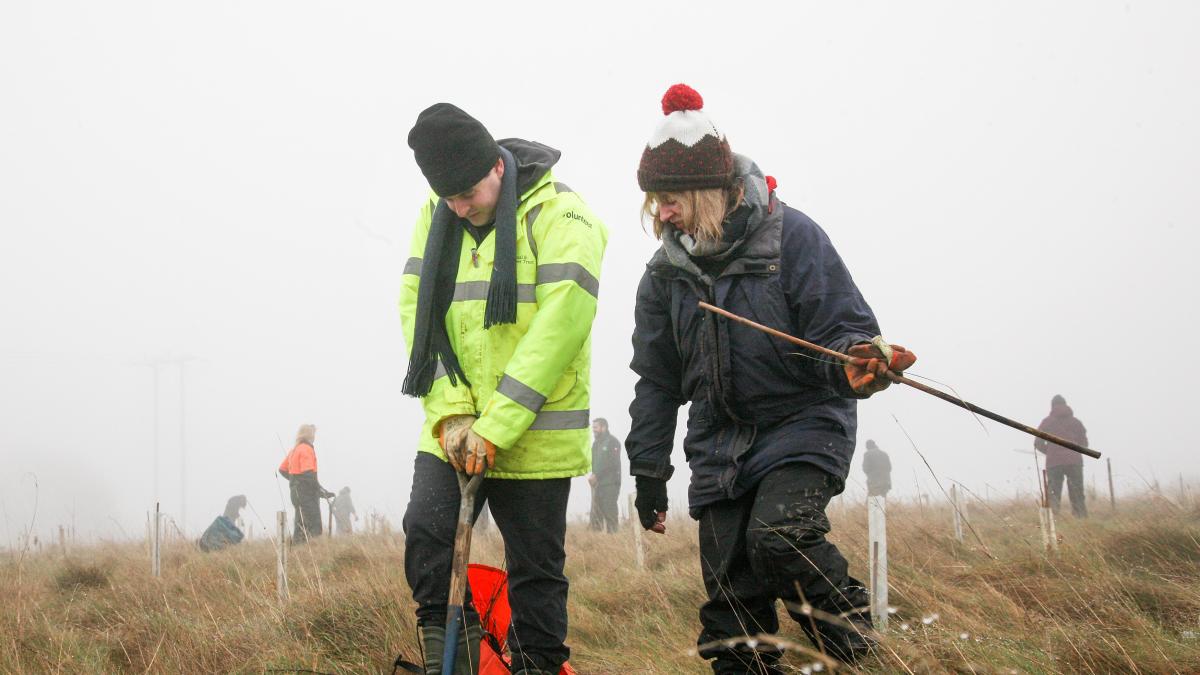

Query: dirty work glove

[462,425,496,476]
[437,414,476,472]
[845,337,917,395]
[634,476,668,534]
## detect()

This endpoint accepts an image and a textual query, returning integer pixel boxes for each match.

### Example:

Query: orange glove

[844,337,917,395]
[437,414,475,472]
[462,426,496,476]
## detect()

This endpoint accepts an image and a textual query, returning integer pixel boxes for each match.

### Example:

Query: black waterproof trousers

[403,452,571,673]
[589,483,620,534]
[1047,464,1087,518]
[696,462,869,674]
[291,479,323,543]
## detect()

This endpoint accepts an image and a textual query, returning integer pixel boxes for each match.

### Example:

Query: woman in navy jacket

[626,84,916,673]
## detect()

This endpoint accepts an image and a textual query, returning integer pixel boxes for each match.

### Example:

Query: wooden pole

[179,361,187,536]
[1040,470,1058,553]
[1107,458,1116,511]
[152,503,161,577]
[629,493,645,570]
[961,497,970,533]
[867,495,888,630]
[698,302,1101,458]
[443,472,485,673]
[276,511,289,604]
[951,485,964,543]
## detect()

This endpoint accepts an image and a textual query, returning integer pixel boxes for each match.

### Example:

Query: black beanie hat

[408,103,500,197]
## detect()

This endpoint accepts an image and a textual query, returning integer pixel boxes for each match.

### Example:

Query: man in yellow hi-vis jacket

[399,103,606,675]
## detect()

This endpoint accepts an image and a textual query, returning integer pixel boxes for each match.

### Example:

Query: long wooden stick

[442,470,485,675]
[698,301,1101,459]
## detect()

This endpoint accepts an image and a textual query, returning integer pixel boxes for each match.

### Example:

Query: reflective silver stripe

[537,262,599,298]
[528,410,590,431]
[403,257,423,276]
[496,374,546,414]
[553,182,573,194]
[452,281,537,303]
[524,204,542,259]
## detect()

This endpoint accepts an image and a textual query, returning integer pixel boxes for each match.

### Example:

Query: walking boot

[794,578,878,664]
[797,612,876,664]
[418,621,483,675]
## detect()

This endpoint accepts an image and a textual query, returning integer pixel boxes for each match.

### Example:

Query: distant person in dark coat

[332,486,357,535]
[198,495,246,552]
[588,418,622,533]
[278,424,335,542]
[1035,394,1089,517]
[862,440,892,498]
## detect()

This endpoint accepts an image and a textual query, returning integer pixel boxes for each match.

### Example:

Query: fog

[2,1,1197,544]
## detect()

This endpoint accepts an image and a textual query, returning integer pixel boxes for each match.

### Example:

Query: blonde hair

[295,424,316,445]
[641,184,743,242]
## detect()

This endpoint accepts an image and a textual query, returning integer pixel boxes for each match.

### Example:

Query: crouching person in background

[198,494,246,552]
[625,84,917,674]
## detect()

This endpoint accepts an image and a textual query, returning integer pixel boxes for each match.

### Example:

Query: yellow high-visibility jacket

[399,150,607,479]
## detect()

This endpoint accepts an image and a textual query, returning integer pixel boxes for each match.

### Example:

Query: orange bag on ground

[468,564,577,675]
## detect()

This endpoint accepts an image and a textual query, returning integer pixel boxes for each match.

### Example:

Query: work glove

[438,414,476,472]
[462,425,496,476]
[845,336,917,396]
[634,476,668,534]
[321,490,335,500]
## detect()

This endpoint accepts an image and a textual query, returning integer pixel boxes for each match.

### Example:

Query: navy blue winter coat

[625,157,881,510]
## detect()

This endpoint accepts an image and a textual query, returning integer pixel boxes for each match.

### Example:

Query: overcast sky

[1,1,1197,543]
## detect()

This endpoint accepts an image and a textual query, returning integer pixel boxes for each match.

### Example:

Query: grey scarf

[401,146,519,398]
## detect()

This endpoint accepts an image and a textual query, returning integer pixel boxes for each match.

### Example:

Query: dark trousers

[589,483,620,533]
[292,498,322,542]
[291,481,323,543]
[696,463,868,674]
[1047,464,1087,518]
[403,452,571,672]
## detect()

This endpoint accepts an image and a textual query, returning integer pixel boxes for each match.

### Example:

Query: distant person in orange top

[278,424,334,542]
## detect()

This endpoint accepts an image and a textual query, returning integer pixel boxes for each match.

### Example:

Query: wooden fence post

[950,485,964,543]
[628,493,644,570]
[1039,470,1058,553]
[276,511,289,604]
[867,495,888,631]
[152,503,162,577]
[1107,458,1116,511]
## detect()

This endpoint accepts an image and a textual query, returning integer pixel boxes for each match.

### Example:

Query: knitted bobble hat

[637,84,734,192]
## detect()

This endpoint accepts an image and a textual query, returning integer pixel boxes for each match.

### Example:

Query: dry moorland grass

[3,497,1199,674]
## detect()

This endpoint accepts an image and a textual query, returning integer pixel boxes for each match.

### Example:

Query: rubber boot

[418,622,483,675]
[797,611,876,664]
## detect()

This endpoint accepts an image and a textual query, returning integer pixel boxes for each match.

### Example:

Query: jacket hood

[1050,402,1074,418]
[649,153,780,281]
[498,138,561,195]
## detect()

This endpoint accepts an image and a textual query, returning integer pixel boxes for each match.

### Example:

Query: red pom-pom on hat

[661,83,704,115]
